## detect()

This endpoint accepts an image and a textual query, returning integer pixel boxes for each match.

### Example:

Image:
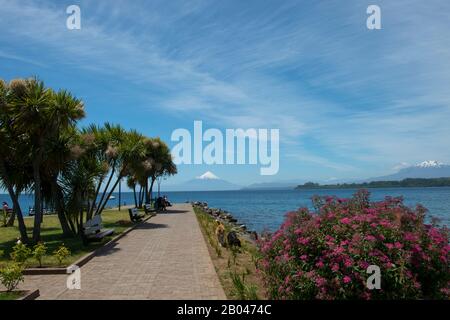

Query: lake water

[2,188,450,233]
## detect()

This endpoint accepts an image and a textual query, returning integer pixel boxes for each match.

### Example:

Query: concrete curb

[17,289,40,300]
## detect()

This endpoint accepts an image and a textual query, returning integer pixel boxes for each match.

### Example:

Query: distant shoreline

[296,177,450,190]
[3,181,450,196]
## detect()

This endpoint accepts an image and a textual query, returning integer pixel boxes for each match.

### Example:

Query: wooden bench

[129,207,145,222]
[81,215,114,246]
[144,204,157,215]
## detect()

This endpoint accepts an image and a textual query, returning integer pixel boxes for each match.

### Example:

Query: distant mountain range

[161,161,450,192]
[365,161,450,182]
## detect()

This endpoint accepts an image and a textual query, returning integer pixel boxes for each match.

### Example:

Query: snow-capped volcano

[162,171,241,191]
[367,160,450,181]
[416,160,445,168]
[196,171,219,180]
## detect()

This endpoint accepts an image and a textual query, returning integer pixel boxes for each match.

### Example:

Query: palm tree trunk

[11,197,28,243]
[96,175,122,215]
[132,185,137,207]
[139,185,144,208]
[67,215,77,235]
[6,187,16,227]
[32,159,43,243]
[149,176,156,204]
[51,178,73,237]
[145,179,149,204]
[7,186,29,243]
[79,208,84,233]
[6,209,16,227]
[0,160,29,241]
[95,164,116,215]
[88,175,105,220]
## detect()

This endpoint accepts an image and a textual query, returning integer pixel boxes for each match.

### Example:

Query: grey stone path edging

[17,289,40,300]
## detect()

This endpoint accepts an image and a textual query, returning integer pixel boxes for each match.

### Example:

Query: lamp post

[157,176,167,198]
[118,178,122,211]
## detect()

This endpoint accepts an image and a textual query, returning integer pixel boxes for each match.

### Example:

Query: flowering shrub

[258,190,450,299]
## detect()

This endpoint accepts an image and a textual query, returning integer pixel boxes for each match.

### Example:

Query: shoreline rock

[192,201,259,243]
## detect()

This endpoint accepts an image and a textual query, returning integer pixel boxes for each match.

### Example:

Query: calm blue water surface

[1,188,449,233]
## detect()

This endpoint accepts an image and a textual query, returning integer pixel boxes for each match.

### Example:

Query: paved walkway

[13,204,226,300]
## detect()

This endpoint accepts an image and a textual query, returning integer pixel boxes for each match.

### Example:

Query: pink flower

[332,264,339,272]
[315,277,327,287]
[297,237,310,245]
[343,276,352,284]
[403,232,418,242]
[344,259,353,268]
[359,261,370,269]
[333,246,345,255]
[340,217,351,225]
[361,292,371,300]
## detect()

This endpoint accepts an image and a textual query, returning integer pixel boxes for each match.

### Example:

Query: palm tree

[124,137,177,207]
[0,79,31,242]
[126,175,139,207]
[59,137,99,235]
[147,138,177,202]
[8,78,52,242]
[8,78,85,242]
[41,90,85,237]
[95,129,146,215]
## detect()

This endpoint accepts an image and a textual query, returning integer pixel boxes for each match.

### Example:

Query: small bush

[229,271,260,300]
[33,242,47,268]
[259,190,450,300]
[230,271,247,299]
[10,241,31,265]
[53,244,71,266]
[0,263,24,292]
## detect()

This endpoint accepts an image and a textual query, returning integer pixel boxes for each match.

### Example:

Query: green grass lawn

[0,209,140,268]
[0,291,23,300]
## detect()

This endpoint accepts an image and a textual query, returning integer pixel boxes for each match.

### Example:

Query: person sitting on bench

[155,197,167,212]
[163,195,172,207]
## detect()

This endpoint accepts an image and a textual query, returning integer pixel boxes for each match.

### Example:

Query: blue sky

[1,0,450,187]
